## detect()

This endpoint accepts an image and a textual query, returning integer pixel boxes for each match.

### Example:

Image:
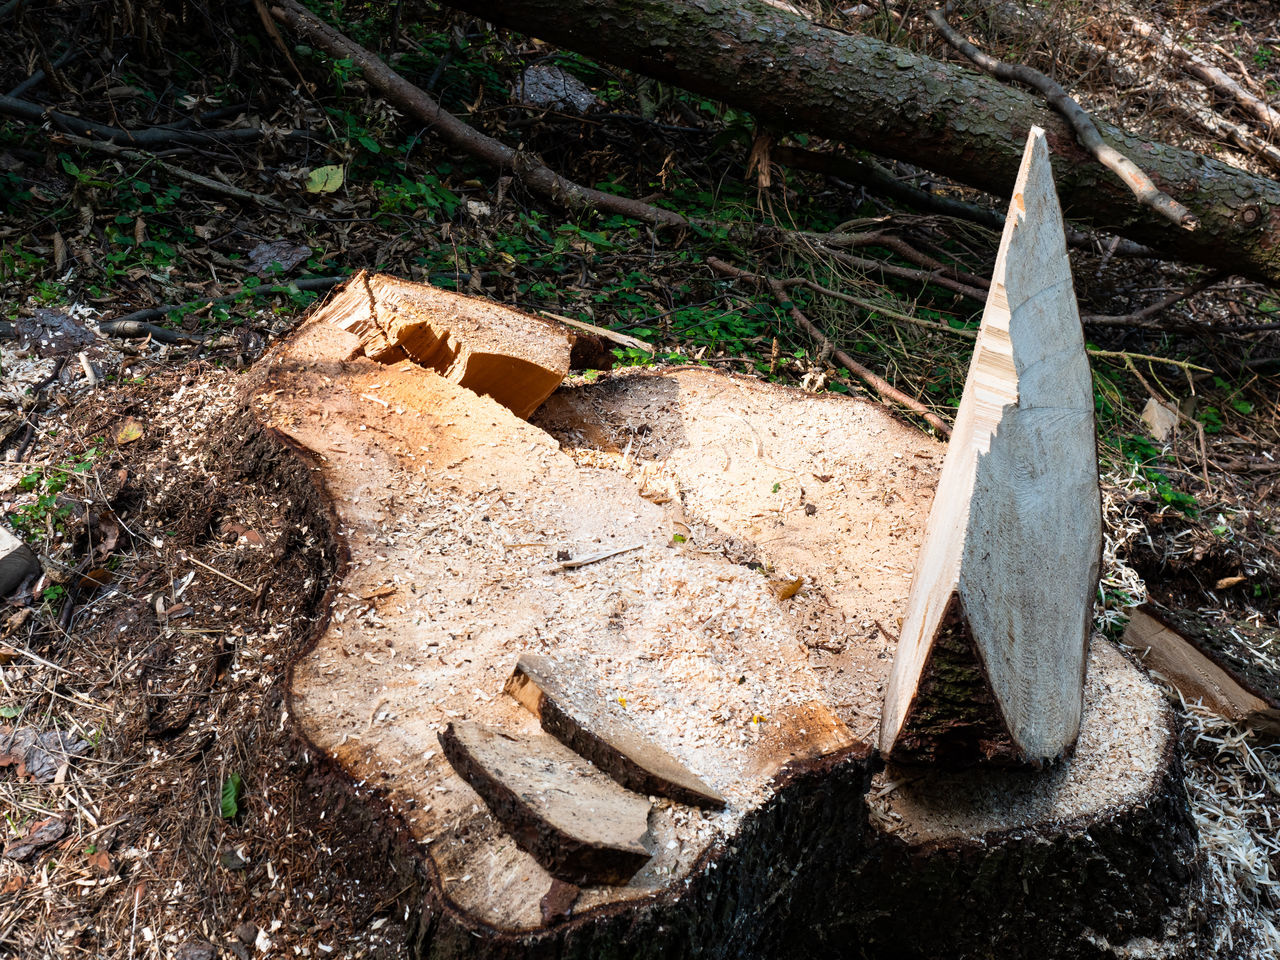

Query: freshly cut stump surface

[247,315,1198,958]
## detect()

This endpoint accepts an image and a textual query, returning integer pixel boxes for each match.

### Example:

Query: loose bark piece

[311,272,572,419]
[927,8,1198,230]
[439,721,653,886]
[435,0,1280,283]
[1125,603,1280,732]
[881,128,1102,767]
[506,653,726,808]
[0,526,40,598]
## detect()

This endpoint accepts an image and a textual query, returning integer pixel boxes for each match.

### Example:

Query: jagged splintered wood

[881,127,1103,768]
[310,271,573,418]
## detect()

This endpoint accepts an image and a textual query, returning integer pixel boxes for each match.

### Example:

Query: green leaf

[0,705,21,719]
[305,165,345,194]
[220,773,244,819]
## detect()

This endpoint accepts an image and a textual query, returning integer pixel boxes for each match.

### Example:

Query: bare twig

[0,94,273,148]
[708,257,952,435]
[928,7,1199,230]
[1129,17,1280,136]
[53,132,288,210]
[99,277,345,342]
[538,311,655,353]
[783,277,976,339]
[1082,270,1230,327]
[772,144,1156,256]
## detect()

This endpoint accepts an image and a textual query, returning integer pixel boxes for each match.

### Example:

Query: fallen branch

[270,0,689,230]
[0,94,272,148]
[708,257,952,435]
[1081,270,1230,327]
[99,276,345,340]
[53,132,288,210]
[927,7,1198,231]
[782,277,977,339]
[1129,17,1280,136]
[805,240,988,302]
[772,144,1156,257]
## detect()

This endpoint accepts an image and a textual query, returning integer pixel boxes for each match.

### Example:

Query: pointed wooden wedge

[880,126,1102,767]
[506,653,726,808]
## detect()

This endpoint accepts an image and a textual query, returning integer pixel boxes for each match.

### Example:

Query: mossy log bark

[439,0,1280,284]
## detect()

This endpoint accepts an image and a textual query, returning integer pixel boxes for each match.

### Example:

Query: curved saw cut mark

[881,126,1102,766]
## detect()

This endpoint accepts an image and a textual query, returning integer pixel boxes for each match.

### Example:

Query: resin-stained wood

[880,127,1102,767]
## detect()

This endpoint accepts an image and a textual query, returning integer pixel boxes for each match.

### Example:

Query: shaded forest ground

[1,0,1279,956]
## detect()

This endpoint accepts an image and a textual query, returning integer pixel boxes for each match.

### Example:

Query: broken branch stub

[310,271,573,418]
[880,127,1102,767]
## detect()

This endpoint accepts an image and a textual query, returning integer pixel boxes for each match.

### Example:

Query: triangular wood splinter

[880,127,1102,768]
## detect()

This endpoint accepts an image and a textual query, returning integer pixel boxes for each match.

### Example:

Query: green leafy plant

[220,773,245,819]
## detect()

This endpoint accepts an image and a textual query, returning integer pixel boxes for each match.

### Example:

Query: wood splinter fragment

[439,721,654,886]
[506,653,726,808]
[880,127,1102,768]
[309,271,575,418]
[1125,602,1280,733]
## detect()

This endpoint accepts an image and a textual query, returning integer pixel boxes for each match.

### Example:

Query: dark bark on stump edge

[849,713,1204,959]
[408,746,877,960]
[439,0,1280,284]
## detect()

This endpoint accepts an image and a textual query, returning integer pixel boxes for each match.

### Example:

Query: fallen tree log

[243,275,1201,957]
[433,0,1280,284]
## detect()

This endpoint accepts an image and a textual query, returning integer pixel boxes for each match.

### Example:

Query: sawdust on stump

[243,302,1198,957]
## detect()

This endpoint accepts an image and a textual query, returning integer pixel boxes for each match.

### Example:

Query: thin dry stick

[806,241,989,302]
[927,7,1199,231]
[708,258,952,435]
[1121,356,1212,494]
[55,132,288,211]
[1082,270,1229,327]
[1129,17,1280,135]
[782,277,976,338]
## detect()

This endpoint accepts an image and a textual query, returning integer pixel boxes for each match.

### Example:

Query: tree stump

[243,277,1199,958]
